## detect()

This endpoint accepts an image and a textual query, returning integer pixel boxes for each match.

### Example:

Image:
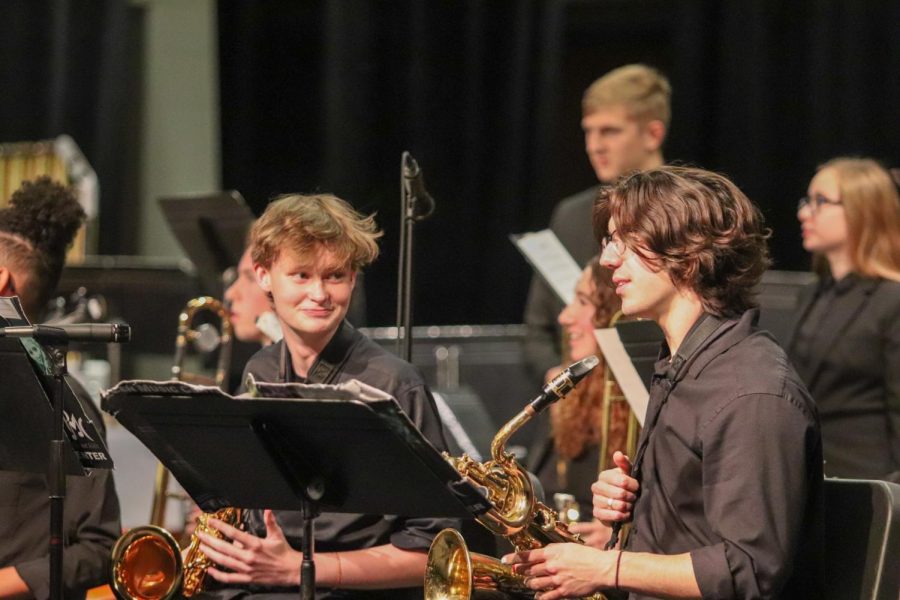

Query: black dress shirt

[202,321,459,600]
[625,310,824,600]
[0,377,121,600]
[787,275,900,482]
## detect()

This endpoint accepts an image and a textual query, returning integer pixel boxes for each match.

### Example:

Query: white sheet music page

[0,296,30,325]
[512,230,582,305]
[594,327,650,426]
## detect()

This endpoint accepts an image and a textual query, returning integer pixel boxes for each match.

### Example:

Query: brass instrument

[552,310,640,526]
[170,296,233,386]
[597,311,639,476]
[109,297,239,600]
[425,357,606,600]
[148,297,234,526]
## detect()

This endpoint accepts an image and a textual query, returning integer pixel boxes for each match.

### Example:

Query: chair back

[824,478,900,599]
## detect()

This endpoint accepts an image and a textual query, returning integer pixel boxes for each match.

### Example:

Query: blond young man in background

[522,63,671,383]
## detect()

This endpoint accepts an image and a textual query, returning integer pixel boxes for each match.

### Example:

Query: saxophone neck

[490,407,535,462]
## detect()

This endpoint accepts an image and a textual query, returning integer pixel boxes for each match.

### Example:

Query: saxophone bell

[110,526,183,600]
[426,528,533,600]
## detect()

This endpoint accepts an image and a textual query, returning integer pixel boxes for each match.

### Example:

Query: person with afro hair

[0,176,121,600]
[0,176,86,321]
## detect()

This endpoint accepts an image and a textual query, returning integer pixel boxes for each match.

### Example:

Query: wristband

[615,550,623,590]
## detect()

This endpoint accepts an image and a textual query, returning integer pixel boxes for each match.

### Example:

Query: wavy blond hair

[582,63,671,128]
[818,157,900,281]
[251,194,382,270]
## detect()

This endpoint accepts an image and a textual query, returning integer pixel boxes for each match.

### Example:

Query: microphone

[401,151,435,220]
[528,355,600,414]
[0,323,132,344]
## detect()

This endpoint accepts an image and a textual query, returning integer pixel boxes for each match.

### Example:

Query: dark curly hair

[0,176,86,316]
[593,166,771,317]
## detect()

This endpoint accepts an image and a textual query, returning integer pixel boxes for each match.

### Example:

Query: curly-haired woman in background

[528,259,632,548]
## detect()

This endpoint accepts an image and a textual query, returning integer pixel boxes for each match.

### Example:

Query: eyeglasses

[600,232,627,259]
[797,193,842,214]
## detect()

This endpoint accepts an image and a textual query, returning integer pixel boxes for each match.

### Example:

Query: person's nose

[224,281,238,302]
[599,244,622,269]
[558,303,575,326]
[307,278,327,302]
[585,130,604,154]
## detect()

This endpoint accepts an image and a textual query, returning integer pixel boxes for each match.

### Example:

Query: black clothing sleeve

[521,187,600,381]
[12,469,121,599]
[1,376,121,600]
[522,274,566,381]
[689,391,822,599]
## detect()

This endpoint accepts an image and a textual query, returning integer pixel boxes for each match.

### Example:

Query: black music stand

[614,320,665,388]
[159,191,255,292]
[102,379,489,600]
[0,297,113,600]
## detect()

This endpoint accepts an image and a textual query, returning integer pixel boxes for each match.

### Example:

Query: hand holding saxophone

[591,450,638,524]
[567,519,612,549]
[501,543,619,600]
[198,509,304,587]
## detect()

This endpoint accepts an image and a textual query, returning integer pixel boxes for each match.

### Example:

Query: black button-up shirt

[0,377,121,599]
[203,321,459,600]
[625,310,824,599]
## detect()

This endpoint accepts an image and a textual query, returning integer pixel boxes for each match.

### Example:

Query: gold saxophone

[425,356,606,600]
[109,297,241,600]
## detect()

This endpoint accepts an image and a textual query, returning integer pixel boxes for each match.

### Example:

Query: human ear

[643,119,666,151]
[254,264,272,292]
[0,267,13,296]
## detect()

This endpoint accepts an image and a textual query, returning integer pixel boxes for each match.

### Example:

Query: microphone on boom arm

[0,323,132,344]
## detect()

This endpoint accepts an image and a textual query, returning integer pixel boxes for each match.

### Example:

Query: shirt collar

[653,309,754,380]
[280,320,358,384]
[821,271,861,296]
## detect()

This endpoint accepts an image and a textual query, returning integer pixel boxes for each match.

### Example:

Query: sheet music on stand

[594,319,665,426]
[510,229,583,305]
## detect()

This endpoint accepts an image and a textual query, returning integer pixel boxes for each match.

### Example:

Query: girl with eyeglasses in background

[788,157,900,483]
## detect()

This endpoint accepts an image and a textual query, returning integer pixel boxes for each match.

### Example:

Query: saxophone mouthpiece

[570,354,600,379]
[529,355,600,414]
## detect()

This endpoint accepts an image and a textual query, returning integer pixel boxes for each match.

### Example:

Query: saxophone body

[425,356,605,600]
[181,508,243,597]
[447,411,584,552]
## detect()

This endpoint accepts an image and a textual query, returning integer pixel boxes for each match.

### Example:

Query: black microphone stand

[36,327,71,600]
[0,324,129,600]
[395,152,435,362]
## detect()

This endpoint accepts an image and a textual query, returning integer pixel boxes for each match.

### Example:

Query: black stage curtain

[218,0,900,326]
[0,0,143,255]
